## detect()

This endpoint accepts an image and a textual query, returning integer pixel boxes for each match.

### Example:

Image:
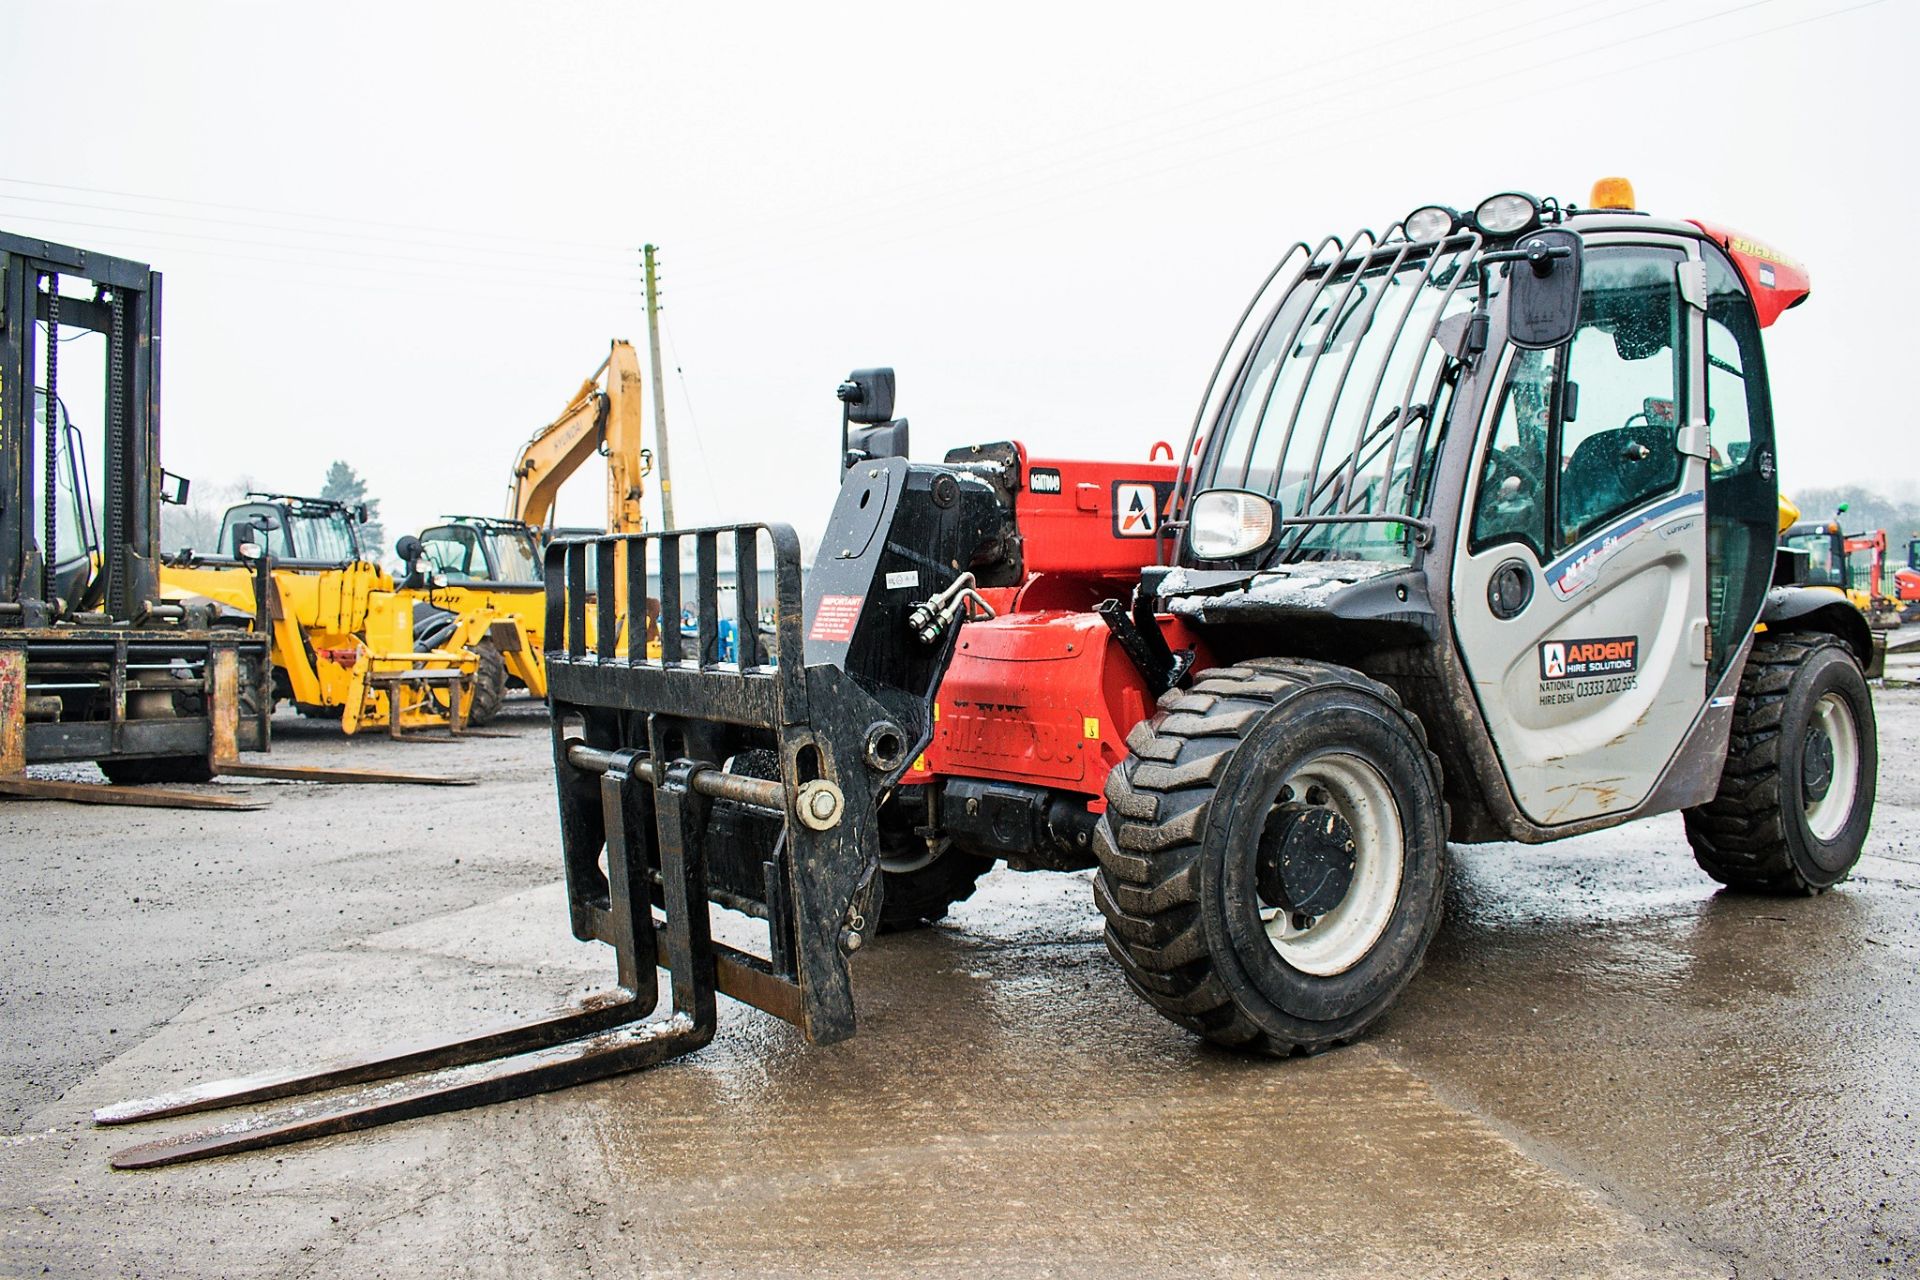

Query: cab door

[1451,242,1712,826]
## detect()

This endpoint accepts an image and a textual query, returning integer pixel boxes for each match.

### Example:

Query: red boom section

[1688,218,1810,327]
[901,444,1207,804]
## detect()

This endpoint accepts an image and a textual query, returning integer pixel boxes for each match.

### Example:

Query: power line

[0,213,645,301]
[0,175,634,255]
[672,0,1877,298]
[0,186,634,268]
[661,316,721,521]
[662,0,1542,254]
[0,199,642,285]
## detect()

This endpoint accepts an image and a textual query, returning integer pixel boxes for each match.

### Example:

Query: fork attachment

[98,456,1014,1167]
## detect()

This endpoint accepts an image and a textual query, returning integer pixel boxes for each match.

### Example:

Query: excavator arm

[508,340,649,535]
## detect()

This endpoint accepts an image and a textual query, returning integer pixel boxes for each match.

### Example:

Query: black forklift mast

[0,231,269,802]
[0,232,163,622]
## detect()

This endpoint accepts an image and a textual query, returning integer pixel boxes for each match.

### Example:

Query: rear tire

[100,755,215,786]
[1683,633,1876,893]
[1094,659,1447,1054]
[465,639,507,726]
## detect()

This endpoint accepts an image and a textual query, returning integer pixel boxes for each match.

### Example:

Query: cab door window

[420,525,488,580]
[1700,243,1780,680]
[1554,247,1686,549]
[1470,345,1558,558]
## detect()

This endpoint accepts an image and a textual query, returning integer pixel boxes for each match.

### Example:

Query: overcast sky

[3,0,1912,555]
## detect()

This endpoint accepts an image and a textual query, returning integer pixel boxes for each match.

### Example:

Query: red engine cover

[1016,445,1180,577]
[903,608,1206,805]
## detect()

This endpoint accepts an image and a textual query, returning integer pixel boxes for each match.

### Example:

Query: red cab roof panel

[1688,218,1811,327]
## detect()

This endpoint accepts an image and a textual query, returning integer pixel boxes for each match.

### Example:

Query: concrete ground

[2,688,1917,1279]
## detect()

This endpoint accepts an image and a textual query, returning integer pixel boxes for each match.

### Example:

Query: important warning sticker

[809,594,865,643]
[1539,636,1638,681]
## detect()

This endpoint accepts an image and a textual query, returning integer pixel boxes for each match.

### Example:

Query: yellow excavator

[395,340,657,698]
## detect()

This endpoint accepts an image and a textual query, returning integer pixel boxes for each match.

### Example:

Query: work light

[1472,192,1540,237]
[1189,489,1278,560]
[1403,205,1459,242]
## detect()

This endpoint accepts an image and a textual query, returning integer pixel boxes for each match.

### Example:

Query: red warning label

[809,594,865,642]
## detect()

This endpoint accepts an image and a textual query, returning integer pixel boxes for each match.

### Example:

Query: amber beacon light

[1590,176,1636,211]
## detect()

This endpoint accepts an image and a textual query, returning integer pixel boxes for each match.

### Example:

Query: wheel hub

[1256,803,1357,919]
[1802,726,1836,803]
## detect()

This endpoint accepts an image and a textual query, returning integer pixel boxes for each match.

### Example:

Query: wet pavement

[2,689,1917,1278]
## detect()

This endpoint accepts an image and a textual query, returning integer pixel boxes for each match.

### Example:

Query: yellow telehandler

[162,494,516,735]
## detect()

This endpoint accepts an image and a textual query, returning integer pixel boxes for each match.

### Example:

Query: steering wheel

[1484,447,1542,515]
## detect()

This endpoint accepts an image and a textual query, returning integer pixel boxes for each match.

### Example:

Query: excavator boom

[508,341,649,535]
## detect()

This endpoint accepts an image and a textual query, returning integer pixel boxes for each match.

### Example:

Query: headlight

[1403,205,1459,242]
[1188,489,1278,560]
[1472,192,1540,237]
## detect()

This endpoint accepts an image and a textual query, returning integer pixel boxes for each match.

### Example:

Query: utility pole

[642,243,675,530]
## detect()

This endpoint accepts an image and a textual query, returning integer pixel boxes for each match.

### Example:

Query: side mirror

[395,534,422,563]
[836,367,896,425]
[847,418,910,468]
[159,470,191,505]
[233,521,262,562]
[355,503,370,524]
[1504,228,1583,351]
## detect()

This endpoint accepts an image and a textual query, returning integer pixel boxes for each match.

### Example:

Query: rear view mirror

[1504,228,1582,350]
[837,367,896,425]
[395,534,422,563]
[355,503,370,524]
[232,522,262,562]
[159,469,191,505]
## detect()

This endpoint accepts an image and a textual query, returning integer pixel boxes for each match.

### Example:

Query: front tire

[465,639,507,726]
[1094,659,1447,1054]
[1683,633,1877,893]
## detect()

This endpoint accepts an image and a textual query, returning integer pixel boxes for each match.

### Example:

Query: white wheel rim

[1260,751,1404,977]
[1806,691,1859,842]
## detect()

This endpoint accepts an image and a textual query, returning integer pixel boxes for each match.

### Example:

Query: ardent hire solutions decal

[1537,636,1640,706]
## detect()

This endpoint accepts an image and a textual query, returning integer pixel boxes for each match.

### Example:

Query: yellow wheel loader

[161,494,504,736]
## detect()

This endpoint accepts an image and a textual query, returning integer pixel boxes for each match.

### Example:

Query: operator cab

[1168,179,1819,834]
[31,390,102,609]
[216,495,368,568]
[1783,518,1850,591]
[411,517,543,586]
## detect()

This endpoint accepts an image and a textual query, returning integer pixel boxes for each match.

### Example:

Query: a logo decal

[1113,482,1166,538]
[1028,468,1062,495]
[1539,635,1638,681]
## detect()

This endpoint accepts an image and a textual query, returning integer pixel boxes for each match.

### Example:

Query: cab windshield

[217,503,361,563]
[1203,241,1480,564]
[33,393,98,570]
[419,523,541,584]
[1785,532,1844,588]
